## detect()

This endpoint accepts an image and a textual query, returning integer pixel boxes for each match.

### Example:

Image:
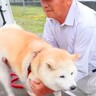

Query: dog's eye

[60,75,65,78]
[71,72,73,75]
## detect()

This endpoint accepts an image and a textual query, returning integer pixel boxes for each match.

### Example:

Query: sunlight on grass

[11,6,46,33]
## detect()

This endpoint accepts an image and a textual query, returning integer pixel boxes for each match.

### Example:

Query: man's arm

[73,26,96,81]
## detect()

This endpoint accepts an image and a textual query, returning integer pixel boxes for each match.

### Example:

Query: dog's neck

[21,50,42,83]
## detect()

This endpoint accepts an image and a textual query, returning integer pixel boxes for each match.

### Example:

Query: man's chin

[45,13,55,18]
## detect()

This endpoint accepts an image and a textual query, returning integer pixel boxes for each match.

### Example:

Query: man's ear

[71,54,80,61]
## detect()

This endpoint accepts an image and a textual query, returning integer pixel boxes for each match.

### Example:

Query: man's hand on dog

[29,78,54,96]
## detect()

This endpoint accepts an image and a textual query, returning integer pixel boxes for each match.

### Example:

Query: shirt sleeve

[42,18,59,48]
[74,25,96,82]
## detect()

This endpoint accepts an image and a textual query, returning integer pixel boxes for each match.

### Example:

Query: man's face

[40,0,70,21]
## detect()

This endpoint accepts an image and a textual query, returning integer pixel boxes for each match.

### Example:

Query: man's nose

[43,3,49,8]
[41,1,49,7]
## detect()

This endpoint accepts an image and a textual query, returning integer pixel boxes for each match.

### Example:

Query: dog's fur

[0,24,80,96]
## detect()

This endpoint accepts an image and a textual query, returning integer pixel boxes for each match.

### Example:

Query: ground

[0,81,54,96]
[0,82,29,96]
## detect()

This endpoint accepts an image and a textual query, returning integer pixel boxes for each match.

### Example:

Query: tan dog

[0,24,79,96]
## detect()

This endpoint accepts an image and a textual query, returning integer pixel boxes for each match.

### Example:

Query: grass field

[11,6,46,33]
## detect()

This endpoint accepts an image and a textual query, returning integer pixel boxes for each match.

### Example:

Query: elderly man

[29,0,96,96]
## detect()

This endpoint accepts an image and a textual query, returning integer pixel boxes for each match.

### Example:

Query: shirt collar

[62,0,77,26]
[49,0,77,26]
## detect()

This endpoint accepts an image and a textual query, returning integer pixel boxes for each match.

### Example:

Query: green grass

[11,6,46,33]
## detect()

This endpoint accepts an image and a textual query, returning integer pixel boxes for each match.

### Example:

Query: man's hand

[29,78,54,96]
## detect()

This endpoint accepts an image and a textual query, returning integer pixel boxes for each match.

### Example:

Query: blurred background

[9,0,96,34]
[9,0,46,34]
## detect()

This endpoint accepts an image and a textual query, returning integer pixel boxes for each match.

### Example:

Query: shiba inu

[0,24,80,96]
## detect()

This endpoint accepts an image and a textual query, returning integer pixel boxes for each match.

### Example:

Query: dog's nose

[70,86,76,90]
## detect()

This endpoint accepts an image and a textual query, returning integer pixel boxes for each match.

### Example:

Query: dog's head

[28,48,80,91]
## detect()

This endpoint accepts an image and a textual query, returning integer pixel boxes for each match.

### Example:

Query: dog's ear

[71,54,80,61]
[46,61,56,70]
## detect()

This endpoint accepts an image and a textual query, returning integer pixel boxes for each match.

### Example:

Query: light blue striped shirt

[42,0,96,81]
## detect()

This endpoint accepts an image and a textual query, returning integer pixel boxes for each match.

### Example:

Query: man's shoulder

[75,1,96,27]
